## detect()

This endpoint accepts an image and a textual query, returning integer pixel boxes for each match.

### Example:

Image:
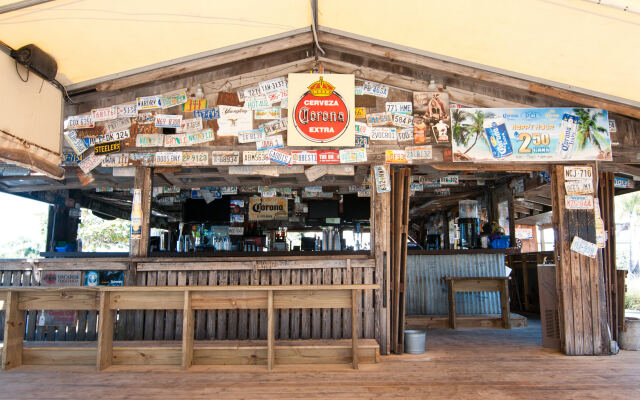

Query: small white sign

[218,106,253,136]
[260,118,287,135]
[564,166,593,181]
[177,117,203,133]
[136,95,163,110]
[392,113,414,128]
[211,151,240,165]
[565,180,594,195]
[362,80,389,98]
[397,128,415,142]
[570,236,598,258]
[64,114,94,129]
[565,195,594,210]
[229,226,244,236]
[339,148,367,163]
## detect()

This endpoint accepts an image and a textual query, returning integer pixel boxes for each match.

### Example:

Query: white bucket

[404,330,426,354]
[620,317,640,351]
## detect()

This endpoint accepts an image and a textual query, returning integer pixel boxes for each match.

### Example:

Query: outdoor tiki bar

[0,6,637,376]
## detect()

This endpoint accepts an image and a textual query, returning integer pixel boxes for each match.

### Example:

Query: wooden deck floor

[1,319,639,399]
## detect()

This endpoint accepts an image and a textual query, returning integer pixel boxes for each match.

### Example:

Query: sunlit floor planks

[1,319,639,399]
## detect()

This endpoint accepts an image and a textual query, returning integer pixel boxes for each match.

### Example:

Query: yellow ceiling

[1,0,639,104]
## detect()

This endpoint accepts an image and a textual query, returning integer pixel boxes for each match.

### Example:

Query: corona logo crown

[307,77,335,97]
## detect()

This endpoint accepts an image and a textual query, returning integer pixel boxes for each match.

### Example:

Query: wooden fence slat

[343,265,353,338]
[290,269,300,339]
[164,271,177,340]
[259,270,270,339]
[24,270,37,341]
[143,271,157,340]
[206,271,217,340]
[332,268,342,339]
[249,270,259,340]
[227,271,239,339]
[353,267,363,339]
[195,271,208,340]
[279,269,290,340]
[217,270,229,340]
[271,269,280,339]
[311,269,321,339]
[237,271,249,340]
[364,267,374,339]
[175,271,187,340]
[322,268,332,339]
[133,271,146,340]
[154,271,167,340]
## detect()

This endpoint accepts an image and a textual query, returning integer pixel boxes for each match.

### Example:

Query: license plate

[317,150,340,164]
[182,152,209,166]
[64,130,88,156]
[362,81,389,98]
[91,106,117,122]
[178,117,203,133]
[183,99,208,112]
[243,96,270,110]
[292,151,318,165]
[256,135,284,151]
[155,114,183,128]
[405,145,432,161]
[136,134,163,147]
[154,152,183,166]
[136,95,162,110]
[339,148,367,163]
[117,103,137,118]
[397,128,414,142]
[370,127,397,141]
[242,150,271,165]
[367,112,393,126]
[355,135,369,148]
[164,133,189,147]
[104,118,131,133]
[161,90,188,109]
[355,122,369,137]
[237,86,263,101]
[238,129,265,144]
[386,102,412,114]
[64,114,94,129]
[393,113,414,128]
[193,107,220,121]
[101,153,129,167]
[254,107,281,120]
[260,118,287,135]
[385,150,408,163]
[259,77,288,105]
[211,151,240,165]
[185,128,214,145]
[96,129,130,144]
[268,149,292,166]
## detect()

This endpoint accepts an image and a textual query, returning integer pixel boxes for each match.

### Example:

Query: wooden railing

[0,284,378,371]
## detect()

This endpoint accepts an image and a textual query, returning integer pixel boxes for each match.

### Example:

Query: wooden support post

[2,291,25,370]
[267,290,274,370]
[130,167,152,257]
[96,291,113,371]
[500,279,511,329]
[448,280,456,330]
[181,290,194,369]
[352,289,359,369]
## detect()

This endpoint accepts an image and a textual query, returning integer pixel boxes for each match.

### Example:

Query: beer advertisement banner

[248,197,288,221]
[451,107,611,162]
[287,73,355,147]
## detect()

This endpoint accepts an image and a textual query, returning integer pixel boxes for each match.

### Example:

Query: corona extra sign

[288,73,355,147]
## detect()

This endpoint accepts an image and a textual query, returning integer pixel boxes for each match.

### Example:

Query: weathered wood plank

[181,291,194,369]
[289,269,300,339]
[206,271,217,340]
[2,291,25,370]
[153,271,167,340]
[195,271,208,340]
[237,271,250,340]
[217,270,229,340]
[301,269,311,339]
[18,291,99,310]
[332,268,342,339]
[322,268,332,339]
[96,292,113,371]
[249,270,259,340]
[110,291,184,310]
[164,271,177,340]
[191,291,268,310]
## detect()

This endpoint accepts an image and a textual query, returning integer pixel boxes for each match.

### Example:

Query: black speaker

[10,44,58,81]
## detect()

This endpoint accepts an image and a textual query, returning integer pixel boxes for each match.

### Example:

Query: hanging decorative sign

[101,153,129,168]
[183,99,208,112]
[182,151,209,166]
[242,150,271,165]
[355,107,367,119]
[393,113,414,128]
[373,165,391,193]
[64,114,94,129]
[292,150,318,165]
[237,85,263,102]
[565,195,594,210]
[268,149,292,166]
[154,151,183,166]
[367,112,393,126]
[96,129,130,144]
[256,135,284,151]
[414,90,450,144]
[94,141,121,155]
[78,152,106,174]
[259,77,288,105]
[570,236,598,258]
[117,103,137,118]
[370,127,397,141]
[362,80,389,98]
[397,128,414,142]
[287,73,355,147]
[91,106,117,122]
[317,150,341,164]
[354,122,369,137]
[609,119,617,133]
[452,108,611,161]
[64,130,89,156]
[386,102,412,114]
[155,114,183,128]
[406,145,433,161]
[193,107,220,121]
[614,176,633,189]
[211,151,240,165]
[249,197,288,221]
[161,90,188,109]
[565,180,594,195]
[440,175,459,185]
[238,129,265,144]
[137,95,162,110]
[185,128,215,145]
[218,106,253,136]
[177,117,203,133]
[339,148,367,163]
[243,96,270,110]
[355,135,369,148]
[164,133,189,147]
[260,118,287,135]
[255,107,281,120]
[136,134,163,147]
[385,150,408,164]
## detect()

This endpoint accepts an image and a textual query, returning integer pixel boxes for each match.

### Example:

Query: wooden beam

[97,291,114,371]
[2,292,25,370]
[267,290,274,371]
[352,289,359,369]
[130,167,152,257]
[599,163,640,178]
[181,290,194,369]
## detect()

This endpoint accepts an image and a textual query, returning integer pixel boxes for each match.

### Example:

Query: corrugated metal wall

[406,254,506,315]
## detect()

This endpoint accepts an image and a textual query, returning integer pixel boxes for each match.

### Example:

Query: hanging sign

[91,106,117,122]
[339,148,367,163]
[185,128,215,145]
[94,141,121,155]
[182,151,209,166]
[178,117,203,133]
[452,108,611,162]
[405,145,433,161]
[367,112,393,126]
[211,151,240,165]
[256,135,284,151]
[137,112,154,125]
[154,152,183,166]
[373,165,391,193]
[361,80,389,98]
[260,118,287,135]
[317,150,341,164]
[243,150,271,165]
[565,195,594,210]
[218,106,252,136]
[268,149,292,166]
[515,227,534,240]
[370,127,397,141]
[136,95,162,110]
[385,149,408,164]
[117,103,137,118]
[64,114,94,129]
[64,130,89,156]
[193,107,220,121]
[238,129,265,144]
[249,197,288,221]
[614,176,633,189]
[62,152,83,166]
[135,134,162,148]
[287,73,355,147]
[161,90,188,109]
[292,150,318,165]
[131,188,142,239]
[386,102,412,114]
[570,236,598,258]
[155,114,183,128]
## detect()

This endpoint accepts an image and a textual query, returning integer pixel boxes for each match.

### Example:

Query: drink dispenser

[458,200,479,249]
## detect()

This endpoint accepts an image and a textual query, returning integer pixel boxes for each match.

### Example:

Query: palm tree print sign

[451,107,611,162]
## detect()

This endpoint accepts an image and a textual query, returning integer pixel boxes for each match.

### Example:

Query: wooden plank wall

[598,172,620,342]
[550,165,609,355]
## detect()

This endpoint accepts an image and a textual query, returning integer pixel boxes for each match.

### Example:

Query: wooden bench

[0,284,378,371]
[444,277,510,330]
